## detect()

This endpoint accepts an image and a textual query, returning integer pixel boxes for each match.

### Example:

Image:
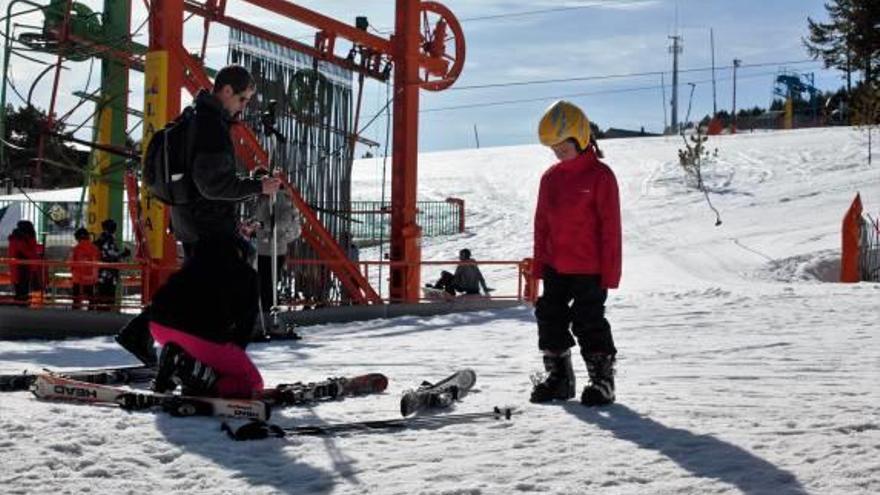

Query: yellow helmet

[538,100,590,149]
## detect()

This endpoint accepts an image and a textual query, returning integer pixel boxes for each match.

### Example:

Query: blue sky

[410,0,843,151]
[3,0,847,153]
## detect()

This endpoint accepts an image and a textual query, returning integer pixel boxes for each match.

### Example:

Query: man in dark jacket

[115,65,280,375]
[172,66,281,255]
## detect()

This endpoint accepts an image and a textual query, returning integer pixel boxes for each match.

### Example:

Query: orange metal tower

[143,0,464,303]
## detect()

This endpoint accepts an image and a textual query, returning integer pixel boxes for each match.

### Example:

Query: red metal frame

[145,0,185,294]
[174,43,382,304]
[152,0,465,303]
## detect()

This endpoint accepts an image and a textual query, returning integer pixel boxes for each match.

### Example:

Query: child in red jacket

[7,220,38,305]
[70,227,100,310]
[530,101,622,407]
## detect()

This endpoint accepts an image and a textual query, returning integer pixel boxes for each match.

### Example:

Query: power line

[458,2,653,23]
[421,70,789,114]
[450,59,823,91]
[356,1,648,35]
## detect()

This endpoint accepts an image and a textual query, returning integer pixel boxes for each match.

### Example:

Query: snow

[2,126,879,494]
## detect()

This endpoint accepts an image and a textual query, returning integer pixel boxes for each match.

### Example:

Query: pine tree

[2,104,89,189]
[804,0,880,91]
[852,82,880,164]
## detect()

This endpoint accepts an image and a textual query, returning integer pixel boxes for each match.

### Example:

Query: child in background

[94,219,130,311]
[70,227,99,310]
[7,220,38,305]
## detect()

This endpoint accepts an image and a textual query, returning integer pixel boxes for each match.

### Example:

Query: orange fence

[0,256,539,312]
[0,257,177,311]
[283,258,537,306]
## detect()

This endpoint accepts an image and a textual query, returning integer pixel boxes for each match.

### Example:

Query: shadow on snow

[564,403,808,495]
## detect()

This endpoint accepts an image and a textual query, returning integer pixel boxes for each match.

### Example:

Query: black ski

[1,364,154,392]
[223,406,516,439]
[260,373,388,407]
[400,369,477,417]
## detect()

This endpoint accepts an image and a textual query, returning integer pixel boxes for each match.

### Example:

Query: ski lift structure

[1,0,468,305]
[774,70,820,129]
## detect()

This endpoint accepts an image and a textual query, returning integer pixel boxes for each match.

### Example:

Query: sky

[1,0,849,154]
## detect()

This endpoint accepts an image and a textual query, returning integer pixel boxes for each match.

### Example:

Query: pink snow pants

[149,322,263,399]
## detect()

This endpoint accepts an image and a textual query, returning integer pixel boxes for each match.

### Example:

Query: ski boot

[581,353,616,406]
[529,350,576,403]
[152,343,217,396]
[115,312,158,368]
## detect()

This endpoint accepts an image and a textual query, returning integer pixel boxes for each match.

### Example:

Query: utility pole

[669,35,682,134]
[661,72,668,131]
[710,28,717,116]
[732,58,741,132]
[473,124,480,149]
[685,82,696,127]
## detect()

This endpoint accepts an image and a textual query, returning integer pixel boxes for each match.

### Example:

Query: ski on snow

[222,406,517,439]
[1,364,155,392]
[259,373,389,407]
[30,372,390,421]
[400,369,477,417]
[31,373,270,421]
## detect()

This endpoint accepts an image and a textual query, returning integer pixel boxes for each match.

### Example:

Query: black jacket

[170,90,262,243]
[453,262,489,294]
[148,240,258,348]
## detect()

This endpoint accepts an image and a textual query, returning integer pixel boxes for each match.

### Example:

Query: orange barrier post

[520,258,539,304]
[840,193,863,283]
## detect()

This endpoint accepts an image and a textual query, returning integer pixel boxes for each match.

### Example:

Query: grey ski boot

[581,353,616,406]
[152,343,217,396]
[529,350,576,403]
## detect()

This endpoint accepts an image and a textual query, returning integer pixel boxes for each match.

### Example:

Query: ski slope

[1,126,879,494]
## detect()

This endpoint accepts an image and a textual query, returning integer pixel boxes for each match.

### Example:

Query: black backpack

[143,106,198,205]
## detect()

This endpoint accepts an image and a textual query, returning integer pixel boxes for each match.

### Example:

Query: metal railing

[0,255,537,311]
[346,198,465,244]
[0,199,135,244]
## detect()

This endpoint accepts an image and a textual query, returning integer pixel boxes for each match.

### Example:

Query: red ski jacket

[7,234,38,284]
[533,150,622,289]
[70,240,100,285]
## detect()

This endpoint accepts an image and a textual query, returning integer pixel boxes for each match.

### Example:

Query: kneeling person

[148,239,262,398]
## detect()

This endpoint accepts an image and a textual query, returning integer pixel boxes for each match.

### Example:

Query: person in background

[93,218,130,311]
[7,220,38,305]
[252,172,301,315]
[69,227,99,310]
[427,248,493,296]
[529,100,622,407]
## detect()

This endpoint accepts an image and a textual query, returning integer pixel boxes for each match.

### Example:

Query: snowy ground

[2,127,879,494]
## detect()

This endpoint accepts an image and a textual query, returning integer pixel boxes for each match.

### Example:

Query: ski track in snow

[2,127,880,494]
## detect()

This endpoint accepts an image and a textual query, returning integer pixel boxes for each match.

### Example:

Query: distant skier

[69,227,99,310]
[7,220,38,305]
[427,248,493,296]
[252,174,301,316]
[530,100,622,406]
[93,218,130,311]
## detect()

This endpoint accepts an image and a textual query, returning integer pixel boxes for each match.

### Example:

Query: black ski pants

[535,266,616,356]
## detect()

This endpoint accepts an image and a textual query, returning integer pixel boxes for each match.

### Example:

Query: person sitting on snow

[427,248,493,296]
